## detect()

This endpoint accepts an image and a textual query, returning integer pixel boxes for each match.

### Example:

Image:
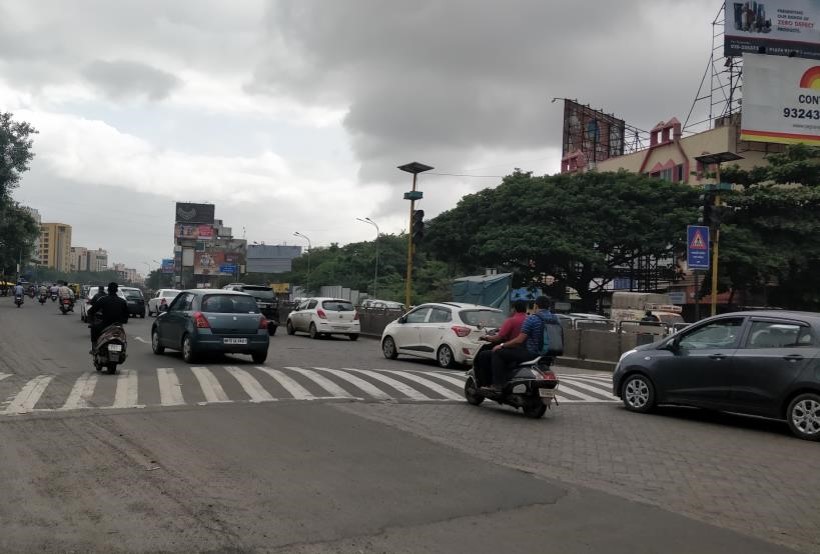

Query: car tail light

[451,326,471,338]
[354,311,360,320]
[259,317,268,329]
[160,298,167,305]
[317,309,327,319]
[193,311,210,329]
[541,370,558,381]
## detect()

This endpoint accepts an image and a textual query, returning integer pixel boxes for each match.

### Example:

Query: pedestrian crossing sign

[690,230,707,250]
[687,225,710,270]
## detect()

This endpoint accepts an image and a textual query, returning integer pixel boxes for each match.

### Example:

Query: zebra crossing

[0,367,616,416]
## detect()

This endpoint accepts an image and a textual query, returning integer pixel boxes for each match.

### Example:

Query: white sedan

[380,302,506,368]
[147,289,181,316]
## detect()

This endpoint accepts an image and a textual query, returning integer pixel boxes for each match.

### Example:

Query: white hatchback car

[381,302,506,368]
[148,289,181,316]
[286,297,361,340]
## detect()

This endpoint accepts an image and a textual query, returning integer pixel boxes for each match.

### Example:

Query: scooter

[59,297,73,314]
[38,293,47,305]
[14,294,24,308]
[92,321,127,374]
[50,292,58,302]
[463,343,560,418]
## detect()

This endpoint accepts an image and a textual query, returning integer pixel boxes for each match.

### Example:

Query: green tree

[425,170,698,310]
[0,202,39,276]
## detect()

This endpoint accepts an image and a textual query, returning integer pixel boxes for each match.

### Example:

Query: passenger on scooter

[475,300,528,386]
[90,285,106,306]
[484,295,559,393]
[87,282,129,354]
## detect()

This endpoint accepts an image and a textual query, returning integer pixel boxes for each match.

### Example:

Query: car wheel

[621,374,655,413]
[141,311,145,319]
[268,323,277,336]
[147,309,152,317]
[151,329,165,354]
[787,393,820,441]
[464,376,484,406]
[252,351,268,364]
[182,334,196,363]
[348,334,359,341]
[437,345,455,369]
[382,336,398,360]
[309,323,319,340]
[286,320,295,335]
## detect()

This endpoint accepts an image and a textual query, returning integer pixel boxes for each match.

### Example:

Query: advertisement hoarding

[725,1,820,59]
[741,52,820,145]
[160,258,175,274]
[194,250,242,276]
[175,224,214,240]
[562,100,625,165]
[174,202,215,224]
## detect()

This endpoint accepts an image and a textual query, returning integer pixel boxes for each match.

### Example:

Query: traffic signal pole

[711,194,721,316]
[405,172,417,309]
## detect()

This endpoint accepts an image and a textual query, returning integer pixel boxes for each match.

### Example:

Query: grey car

[151,289,270,364]
[613,311,820,441]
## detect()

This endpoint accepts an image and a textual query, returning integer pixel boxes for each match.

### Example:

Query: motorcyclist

[38,284,48,297]
[90,285,106,305]
[87,282,129,354]
[13,282,25,299]
[474,300,528,387]
[58,282,74,306]
[49,283,59,299]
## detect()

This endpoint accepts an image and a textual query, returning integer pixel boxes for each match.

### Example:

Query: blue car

[151,289,270,363]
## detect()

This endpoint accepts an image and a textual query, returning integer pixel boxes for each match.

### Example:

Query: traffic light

[412,209,425,242]
[697,193,713,226]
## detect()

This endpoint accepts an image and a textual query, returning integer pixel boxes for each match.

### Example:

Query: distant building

[247,244,302,274]
[39,222,72,272]
[90,248,108,272]
[70,246,89,272]
[112,262,139,284]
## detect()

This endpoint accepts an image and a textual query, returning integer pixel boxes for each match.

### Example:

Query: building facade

[90,249,108,272]
[70,246,89,272]
[39,222,72,272]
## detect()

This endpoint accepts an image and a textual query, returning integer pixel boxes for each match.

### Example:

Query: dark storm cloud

[251,0,716,183]
[81,60,181,101]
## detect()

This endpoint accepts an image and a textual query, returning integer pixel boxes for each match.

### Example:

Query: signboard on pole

[160,259,175,274]
[741,52,820,144]
[725,1,820,59]
[687,225,711,270]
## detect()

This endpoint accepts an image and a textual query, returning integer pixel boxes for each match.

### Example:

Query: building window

[675,164,684,182]
[659,167,674,181]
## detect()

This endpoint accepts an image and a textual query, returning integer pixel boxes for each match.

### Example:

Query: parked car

[222,283,279,335]
[148,288,181,316]
[381,302,506,368]
[361,299,406,311]
[80,286,127,322]
[613,310,820,441]
[286,297,360,340]
[121,286,146,318]
[151,289,270,363]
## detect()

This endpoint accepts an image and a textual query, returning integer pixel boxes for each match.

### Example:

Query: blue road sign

[219,264,237,274]
[687,225,710,270]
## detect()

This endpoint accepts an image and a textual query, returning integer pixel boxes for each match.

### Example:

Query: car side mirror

[398,316,407,324]
[667,337,681,352]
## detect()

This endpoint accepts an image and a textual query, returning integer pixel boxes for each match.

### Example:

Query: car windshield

[244,288,275,301]
[323,300,354,311]
[459,309,506,328]
[123,290,142,299]
[162,290,179,297]
[201,294,259,314]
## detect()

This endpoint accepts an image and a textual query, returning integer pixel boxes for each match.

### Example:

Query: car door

[418,307,452,357]
[393,306,431,353]
[651,316,746,407]
[160,293,193,347]
[300,299,317,331]
[729,318,820,417]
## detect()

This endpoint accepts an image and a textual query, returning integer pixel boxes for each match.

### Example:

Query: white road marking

[113,369,139,408]
[134,336,148,344]
[60,372,98,410]
[157,368,185,406]
[190,367,230,403]
[283,367,356,399]
[225,366,275,402]
[4,375,54,414]
[312,367,392,400]
[560,373,612,383]
[255,366,314,400]
[421,372,469,388]
[378,369,463,400]
[558,378,618,402]
[0,372,11,382]
[342,368,432,401]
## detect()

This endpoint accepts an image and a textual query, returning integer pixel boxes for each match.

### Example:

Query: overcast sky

[1,0,718,272]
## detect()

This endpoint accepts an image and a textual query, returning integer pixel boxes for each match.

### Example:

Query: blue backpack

[536,313,564,357]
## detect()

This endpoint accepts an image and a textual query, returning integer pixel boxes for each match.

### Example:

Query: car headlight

[618,348,637,364]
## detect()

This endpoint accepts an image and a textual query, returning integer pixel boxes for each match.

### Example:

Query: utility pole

[357,217,380,299]
[398,162,433,308]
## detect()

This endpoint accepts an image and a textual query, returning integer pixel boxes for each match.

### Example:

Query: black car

[613,311,820,441]
[121,287,146,318]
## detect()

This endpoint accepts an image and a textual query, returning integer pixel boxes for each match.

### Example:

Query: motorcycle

[91,321,127,374]
[14,294,23,308]
[38,293,47,305]
[59,297,74,314]
[50,292,58,302]
[463,342,560,419]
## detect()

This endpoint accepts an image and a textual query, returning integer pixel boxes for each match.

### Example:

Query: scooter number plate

[538,389,555,399]
[108,344,123,352]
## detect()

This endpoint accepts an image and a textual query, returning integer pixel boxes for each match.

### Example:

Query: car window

[162,290,179,298]
[429,307,452,323]
[307,300,318,310]
[123,289,143,300]
[745,320,814,348]
[405,307,431,324]
[245,288,274,301]
[678,317,744,350]
[202,294,259,314]
[323,300,354,311]
[297,300,309,310]
[459,309,506,328]
[169,293,191,312]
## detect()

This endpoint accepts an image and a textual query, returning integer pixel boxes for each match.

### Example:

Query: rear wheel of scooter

[464,376,484,406]
[523,398,547,419]
[106,363,117,374]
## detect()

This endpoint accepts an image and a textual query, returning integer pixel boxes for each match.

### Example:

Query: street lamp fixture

[293,231,312,296]
[398,162,434,308]
[357,217,380,299]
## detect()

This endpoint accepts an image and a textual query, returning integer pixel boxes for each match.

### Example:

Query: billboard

[160,258,175,274]
[175,224,214,240]
[741,52,820,145]
[562,100,625,165]
[175,202,215,224]
[194,250,242,276]
[725,1,820,59]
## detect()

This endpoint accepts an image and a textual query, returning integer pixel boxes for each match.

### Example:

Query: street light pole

[293,232,312,296]
[398,162,433,308]
[357,217,380,299]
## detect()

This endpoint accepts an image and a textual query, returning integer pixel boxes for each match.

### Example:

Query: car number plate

[538,389,555,399]
[223,338,248,345]
[108,344,123,352]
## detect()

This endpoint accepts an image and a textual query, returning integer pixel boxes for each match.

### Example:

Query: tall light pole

[357,217,380,299]
[293,231,312,296]
[398,162,433,308]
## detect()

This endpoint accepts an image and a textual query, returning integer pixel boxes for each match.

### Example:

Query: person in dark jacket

[87,282,129,353]
[90,285,106,306]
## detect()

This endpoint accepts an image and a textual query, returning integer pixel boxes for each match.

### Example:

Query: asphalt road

[0,296,807,553]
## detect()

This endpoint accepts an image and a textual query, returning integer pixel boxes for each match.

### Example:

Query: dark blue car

[151,289,270,364]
